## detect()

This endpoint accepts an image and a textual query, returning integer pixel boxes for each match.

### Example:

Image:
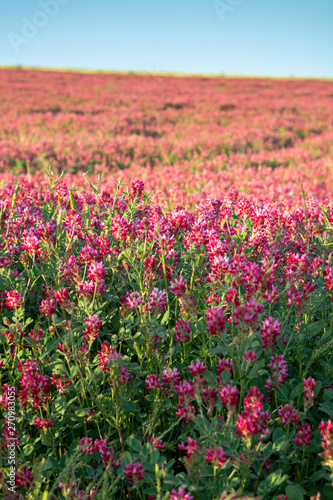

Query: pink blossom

[6,290,23,309]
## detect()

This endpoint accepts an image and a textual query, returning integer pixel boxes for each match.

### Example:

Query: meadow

[0,68,333,499]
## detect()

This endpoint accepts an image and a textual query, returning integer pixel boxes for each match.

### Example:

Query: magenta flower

[278,404,298,426]
[170,487,193,500]
[6,290,23,309]
[205,446,226,466]
[268,354,288,387]
[124,461,145,483]
[220,383,239,410]
[294,423,312,446]
[303,377,316,410]
[206,306,226,336]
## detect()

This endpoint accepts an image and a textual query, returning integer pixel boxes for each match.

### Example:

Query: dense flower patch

[0,175,332,499]
[0,69,333,499]
[0,69,332,207]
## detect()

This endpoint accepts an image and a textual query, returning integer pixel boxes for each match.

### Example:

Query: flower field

[1,68,333,500]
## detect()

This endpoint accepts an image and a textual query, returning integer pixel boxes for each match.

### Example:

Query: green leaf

[314,380,322,396]
[151,448,160,464]
[40,339,59,359]
[273,428,285,442]
[321,485,333,500]
[290,383,303,400]
[323,388,333,401]
[285,485,304,500]
[222,370,231,384]
[122,401,140,413]
[52,395,67,415]
[319,402,333,420]
[273,436,289,452]
[43,457,58,471]
[161,310,170,325]
[252,459,261,474]
[86,466,95,476]
[202,370,216,386]
[321,329,331,343]
[307,321,325,336]
[209,346,229,356]
[258,469,287,494]
[144,488,158,495]
[195,414,210,434]
[127,437,142,453]
[23,443,35,457]
[140,461,156,472]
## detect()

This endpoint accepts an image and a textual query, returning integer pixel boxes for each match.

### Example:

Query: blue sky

[1,0,333,77]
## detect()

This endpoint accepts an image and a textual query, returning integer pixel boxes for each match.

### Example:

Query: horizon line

[1,64,333,81]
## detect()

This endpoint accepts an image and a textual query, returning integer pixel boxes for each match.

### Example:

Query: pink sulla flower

[303,377,316,410]
[265,377,273,391]
[147,436,165,450]
[220,384,238,411]
[21,234,40,256]
[146,287,167,312]
[130,178,145,199]
[76,280,95,296]
[187,358,206,377]
[170,487,193,500]
[169,276,187,297]
[79,437,120,468]
[92,438,120,467]
[174,319,191,342]
[324,265,333,298]
[268,354,288,387]
[179,436,200,457]
[233,299,263,327]
[0,256,11,268]
[50,373,72,394]
[206,306,226,336]
[97,341,122,373]
[16,467,33,488]
[205,446,226,466]
[319,419,333,466]
[162,366,181,385]
[79,437,94,454]
[18,359,50,409]
[186,436,200,456]
[202,386,218,406]
[83,314,102,343]
[225,287,240,306]
[87,261,106,282]
[278,404,298,426]
[260,316,281,350]
[28,327,43,343]
[39,298,56,318]
[175,380,194,403]
[217,358,233,375]
[294,423,312,446]
[53,288,70,308]
[209,255,230,281]
[145,374,164,392]
[85,409,96,424]
[235,408,270,438]
[124,461,145,483]
[244,386,264,412]
[6,290,23,309]
[34,416,54,429]
[176,402,196,424]
[244,350,256,363]
[125,291,143,310]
